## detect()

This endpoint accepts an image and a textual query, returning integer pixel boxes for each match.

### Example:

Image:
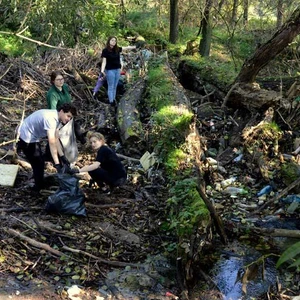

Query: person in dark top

[100,36,136,106]
[72,132,127,193]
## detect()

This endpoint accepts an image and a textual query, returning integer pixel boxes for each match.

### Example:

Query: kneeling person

[73,132,126,193]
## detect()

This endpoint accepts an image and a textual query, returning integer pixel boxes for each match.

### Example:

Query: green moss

[280,162,300,186]
[166,178,209,236]
[145,61,209,241]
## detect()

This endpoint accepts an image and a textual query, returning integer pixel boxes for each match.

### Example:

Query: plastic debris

[280,194,300,203]
[206,157,218,165]
[224,186,248,195]
[233,153,244,162]
[166,291,179,299]
[257,185,273,197]
[221,176,237,188]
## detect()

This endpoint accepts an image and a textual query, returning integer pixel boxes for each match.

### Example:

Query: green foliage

[125,9,168,43]
[146,63,193,160]
[181,53,238,89]
[147,66,173,108]
[276,241,300,271]
[0,34,25,56]
[166,178,209,236]
[0,0,119,50]
[280,162,300,186]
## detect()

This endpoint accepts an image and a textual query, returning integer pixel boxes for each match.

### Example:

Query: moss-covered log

[116,78,146,146]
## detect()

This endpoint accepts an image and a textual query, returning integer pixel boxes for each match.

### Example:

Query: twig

[117,153,140,162]
[228,115,239,127]
[221,82,239,108]
[0,139,16,147]
[276,108,292,131]
[85,203,128,208]
[0,63,13,81]
[0,30,69,50]
[58,237,141,268]
[10,215,42,237]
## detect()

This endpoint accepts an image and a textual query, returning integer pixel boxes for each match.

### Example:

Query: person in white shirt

[17,103,77,191]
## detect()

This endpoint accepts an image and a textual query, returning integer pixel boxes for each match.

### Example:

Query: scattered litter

[140,151,156,171]
[0,163,19,187]
[233,153,243,162]
[221,176,237,188]
[223,186,248,196]
[257,185,273,197]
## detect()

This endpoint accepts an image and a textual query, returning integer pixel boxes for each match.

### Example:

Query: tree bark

[231,0,239,25]
[276,0,284,29]
[169,0,179,44]
[235,7,300,84]
[199,0,212,57]
[116,78,146,146]
[243,0,249,26]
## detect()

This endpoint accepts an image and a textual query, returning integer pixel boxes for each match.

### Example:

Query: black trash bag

[45,173,86,217]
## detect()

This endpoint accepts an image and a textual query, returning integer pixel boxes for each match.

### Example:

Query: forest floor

[0,51,300,299]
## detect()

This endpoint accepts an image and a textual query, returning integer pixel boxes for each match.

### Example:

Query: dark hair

[106,36,119,53]
[57,103,77,116]
[50,70,63,84]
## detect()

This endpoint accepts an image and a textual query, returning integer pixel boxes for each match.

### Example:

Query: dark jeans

[89,168,126,188]
[17,139,45,189]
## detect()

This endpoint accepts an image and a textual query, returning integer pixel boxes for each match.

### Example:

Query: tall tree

[235,6,300,84]
[198,0,212,57]
[169,0,179,44]
[231,0,239,25]
[243,0,249,26]
[276,0,284,28]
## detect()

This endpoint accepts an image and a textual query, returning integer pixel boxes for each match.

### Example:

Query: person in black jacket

[72,132,126,193]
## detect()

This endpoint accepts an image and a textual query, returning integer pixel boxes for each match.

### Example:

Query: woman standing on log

[100,36,136,106]
[71,132,127,194]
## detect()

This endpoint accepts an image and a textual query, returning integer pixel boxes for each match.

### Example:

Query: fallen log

[116,78,146,146]
[251,226,300,239]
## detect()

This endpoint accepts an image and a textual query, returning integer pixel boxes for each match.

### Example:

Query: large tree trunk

[235,7,300,84]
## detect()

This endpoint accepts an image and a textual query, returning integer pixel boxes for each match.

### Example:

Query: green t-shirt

[46,83,72,109]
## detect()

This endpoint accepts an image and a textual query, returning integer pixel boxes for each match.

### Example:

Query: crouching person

[72,132,126,194]
[17,103,77,191]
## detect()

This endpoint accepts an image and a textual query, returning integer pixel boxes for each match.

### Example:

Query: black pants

[89,168,126,188]
[17,139,45,189]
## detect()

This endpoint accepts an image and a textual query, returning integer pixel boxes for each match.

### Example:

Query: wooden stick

[58,237,140,268]
[117,153,140,162]
[5,228,65,257]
